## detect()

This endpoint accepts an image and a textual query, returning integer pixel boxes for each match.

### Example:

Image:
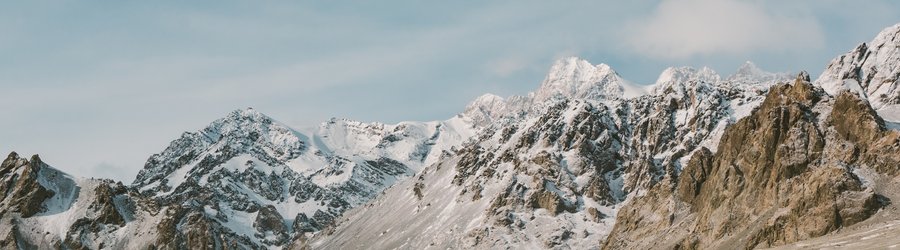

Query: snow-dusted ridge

[125,104,483,247]
[816,23,900,127]
[309,57,800,248]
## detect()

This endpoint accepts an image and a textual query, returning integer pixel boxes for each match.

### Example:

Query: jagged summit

[725,61,792,83]
[650,66,720,94]
[467,93,505,108]
[220,107,280,126]
[206,108,301,147]
[655,66,721,85]
[736,60,760,72]
[729,61,764,80]
[533,57,645,101]
[132,107,307,193]
[798,70,811,82]
[3,151,21,164]
[649,62,792,96]
[462,93,508,127]
[816,23,900,110]
[232,106,262,117]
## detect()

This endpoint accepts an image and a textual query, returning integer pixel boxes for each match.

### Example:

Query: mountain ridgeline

[2,23,900,249]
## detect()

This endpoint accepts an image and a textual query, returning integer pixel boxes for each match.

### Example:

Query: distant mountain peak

[469,93,505,106]
[733,61,763,76]
[725,61,792,84]
[462,93,508,126]
[648,66,721,95]
[655,66,721,86]
[223,107,271,122]
[533,57,642,102]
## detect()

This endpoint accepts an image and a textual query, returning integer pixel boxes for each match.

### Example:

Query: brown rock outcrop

[604,76,893,249]
[0,153,56,218]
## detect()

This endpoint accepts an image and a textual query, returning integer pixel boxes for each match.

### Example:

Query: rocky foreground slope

[604,75,900,249]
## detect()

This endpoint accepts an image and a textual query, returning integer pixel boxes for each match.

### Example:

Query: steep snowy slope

[817,23,900,126]
[312,99,625,249]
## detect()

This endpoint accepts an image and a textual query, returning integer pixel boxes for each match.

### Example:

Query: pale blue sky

[2,0,899,182]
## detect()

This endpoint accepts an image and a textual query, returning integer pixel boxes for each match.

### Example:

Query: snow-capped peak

[725,61,793,84]
[461,93,508,126]
[816,23,900,109]
[650,66,720,95]
[655,66,721,85]
[199,108,305,159]
[727,61,764,80]
[219,107,278,128]
[533,57,641,102]
[215,107,275,126]
[735,61,762,74]
[467,93,505,108]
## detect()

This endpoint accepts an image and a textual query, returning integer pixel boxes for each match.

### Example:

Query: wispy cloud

[625,0,825,59]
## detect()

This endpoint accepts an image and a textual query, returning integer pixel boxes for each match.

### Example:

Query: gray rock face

[0,153,55,218]
[0,152,139,249]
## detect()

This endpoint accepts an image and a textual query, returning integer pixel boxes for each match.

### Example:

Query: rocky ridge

[604,74,899,249]
[1,108,481,249]
[308,56,793,248]
[127,107,480,248]
[0,152,145,249]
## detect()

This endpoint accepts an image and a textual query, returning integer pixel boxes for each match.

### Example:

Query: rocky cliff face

[604,75,897,249]
[0,153,58,218]
[0,152,143,249]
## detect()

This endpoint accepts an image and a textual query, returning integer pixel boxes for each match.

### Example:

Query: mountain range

[3,23,900,249]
